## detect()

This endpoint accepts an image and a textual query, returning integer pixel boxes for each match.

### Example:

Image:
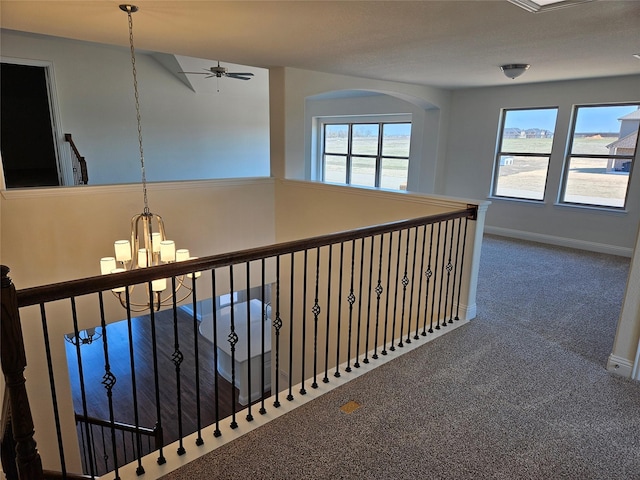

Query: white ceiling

[1,0,639,89]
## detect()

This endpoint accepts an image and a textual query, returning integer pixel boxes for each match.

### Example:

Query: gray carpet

[161,234,640,479]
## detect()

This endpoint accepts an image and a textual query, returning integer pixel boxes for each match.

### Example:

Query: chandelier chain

[126,6,149,214]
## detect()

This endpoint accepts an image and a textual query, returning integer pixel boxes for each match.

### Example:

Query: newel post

[1,265,44,480]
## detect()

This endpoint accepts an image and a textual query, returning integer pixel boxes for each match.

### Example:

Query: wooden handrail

[16,206,477,308]
[1,266,44,479]
[64,134,88,185]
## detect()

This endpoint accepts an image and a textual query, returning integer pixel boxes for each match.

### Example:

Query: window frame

[491,106,559,202]
[318,115,412,190]
[558,102,640,210]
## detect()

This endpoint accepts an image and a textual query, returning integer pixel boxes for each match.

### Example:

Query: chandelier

[99,4,198,312]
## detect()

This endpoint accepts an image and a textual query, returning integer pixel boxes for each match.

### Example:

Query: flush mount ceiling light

[500,64,531,79]
[508,0,595,13]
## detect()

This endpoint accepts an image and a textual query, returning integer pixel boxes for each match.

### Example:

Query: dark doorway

[1,62,60,187]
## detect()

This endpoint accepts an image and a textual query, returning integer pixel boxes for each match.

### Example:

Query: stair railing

[64,134,88,185]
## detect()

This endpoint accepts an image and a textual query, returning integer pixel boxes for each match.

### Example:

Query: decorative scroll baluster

[98,291,120,480]
[437,221,449,329]
[273,256,282,408]
[354,237,365,368]
[345,240,356,373]
[389,230,402,352]
[124,288,145,475]
[443,220,456,325]
[311,247,321,388]
[363,236,375,364]
[398,228,411,348]
[432,223,442,331]
[211,269,222,437]
[372,234,384,360]
[300,250,308,395]
[455,218,469,321]
[170,277,186,454]
[323,246,333,384]
[287,253,295,401]
[147,284,166,464]
[335,243,344,377]
[228,268,239,429]
[245,262,254,421]
[382,232,393,356]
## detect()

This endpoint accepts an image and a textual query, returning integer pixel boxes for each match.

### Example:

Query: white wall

[444,75,640,255]
[0,29,270,185]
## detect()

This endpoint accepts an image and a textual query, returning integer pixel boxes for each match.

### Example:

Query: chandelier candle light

[100,4,199,312]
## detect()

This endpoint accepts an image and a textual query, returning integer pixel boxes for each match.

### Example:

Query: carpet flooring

[160,234,640,479]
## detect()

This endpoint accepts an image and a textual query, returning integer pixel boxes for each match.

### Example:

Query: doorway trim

[1,56,72,187]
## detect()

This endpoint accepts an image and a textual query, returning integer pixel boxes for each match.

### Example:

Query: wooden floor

[65,307,268,475]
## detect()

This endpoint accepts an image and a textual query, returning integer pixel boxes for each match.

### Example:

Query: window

[492,107,559,201]
[322,121,411,190]
[560,104,639,209]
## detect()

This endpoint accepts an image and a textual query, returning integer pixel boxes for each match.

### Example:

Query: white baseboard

[606,354,634,378]
[484,226,633,258]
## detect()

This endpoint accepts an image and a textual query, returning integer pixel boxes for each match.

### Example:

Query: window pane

[493,155,549,201]
[325,125,348,154]
[571,105,640,155]
[500,109,557,154]
[352,124,379,155]
[381,157,409,190]
[563,157,629,208]
[324,155,347,184]
[350,156,376,187]
[382,123,411,157]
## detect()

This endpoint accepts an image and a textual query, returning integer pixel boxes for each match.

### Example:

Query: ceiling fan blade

[227,75,252,80]
[227,72,254,77]
[178,71,211,75]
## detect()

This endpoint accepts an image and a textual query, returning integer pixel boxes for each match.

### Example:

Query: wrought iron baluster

[246,261,254,421]
[39,303,67,476]
[211,270,222,437]
[70,297,95,478]
[345,239,356,373]
[444,220,456,325]
[431,222,442,331]
[389,230,402,352]
[273,256,282,408]
[449,218,463,323]
[170,277,186,454]
[373,234,385,360]
[415,225,427,339]
[287,253,295,401]
[437,221,449,329]
[147,283,166,464]
[354,237,365,368]
[398,228,411,348]
[259,259,267,415]
[191,278,203,443]
[228,267,239,429]
[363,236,375,364]
[311,247,321,388]
[323,245,333,384]
[300,250,308,395]
[335,242,344,377]
[97,291,120,479]
[124,289,145,475]
[382,232,393,356]
[100,424,109,475]
[407,226,419,342]
[424,224,435,335]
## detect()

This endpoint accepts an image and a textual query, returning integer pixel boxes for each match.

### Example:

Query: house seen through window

[560,104,639,209]
[322,121,411,190]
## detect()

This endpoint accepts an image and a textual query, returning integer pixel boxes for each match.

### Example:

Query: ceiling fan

[179,61,254,81]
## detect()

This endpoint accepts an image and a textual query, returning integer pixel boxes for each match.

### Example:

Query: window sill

[488,195,545,206]
[553,202,628,215]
